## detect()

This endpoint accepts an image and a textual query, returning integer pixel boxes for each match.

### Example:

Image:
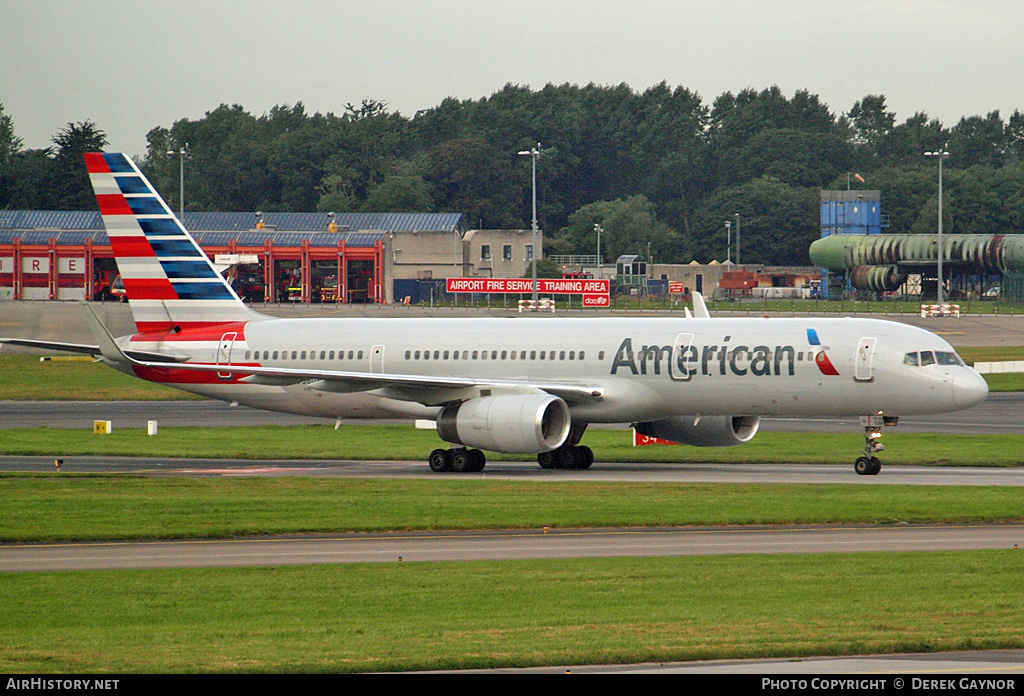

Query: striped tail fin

[84,152,260,333]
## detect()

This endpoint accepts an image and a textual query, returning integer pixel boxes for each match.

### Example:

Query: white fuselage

[119,314,988,424]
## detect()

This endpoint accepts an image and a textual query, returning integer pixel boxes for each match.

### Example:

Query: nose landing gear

[855,415,898,475]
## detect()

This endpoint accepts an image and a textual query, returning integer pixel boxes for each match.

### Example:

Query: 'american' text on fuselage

[610,336,814,379]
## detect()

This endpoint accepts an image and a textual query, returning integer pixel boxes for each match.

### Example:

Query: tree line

[2,85,1023,266]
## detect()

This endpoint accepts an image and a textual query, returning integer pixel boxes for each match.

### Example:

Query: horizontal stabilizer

[0,335,187,363]
[0,338,102,356]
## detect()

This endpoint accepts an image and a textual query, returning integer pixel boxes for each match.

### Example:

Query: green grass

[978,372,1024,391]
[1,551,1021,673]
[3,343,1023,673]
[3,475,1023,542]
[957,346,1024,364]
[0,355,199,400]
[4,423,1024,467]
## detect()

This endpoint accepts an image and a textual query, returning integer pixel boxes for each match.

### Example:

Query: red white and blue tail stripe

[84,152,257,333]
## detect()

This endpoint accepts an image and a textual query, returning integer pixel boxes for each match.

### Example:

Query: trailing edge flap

[220,364,602,404]
[691,291,710,318]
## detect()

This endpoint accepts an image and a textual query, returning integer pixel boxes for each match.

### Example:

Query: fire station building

[0,209,542,305]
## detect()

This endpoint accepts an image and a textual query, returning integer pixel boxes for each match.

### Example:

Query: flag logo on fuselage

[806,328,840,376]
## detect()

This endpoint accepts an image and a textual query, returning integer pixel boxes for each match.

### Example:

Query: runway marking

[174,467,324,475]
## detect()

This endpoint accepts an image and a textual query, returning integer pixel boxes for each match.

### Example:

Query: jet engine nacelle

[436,394,571,454]
[634,415,760,447]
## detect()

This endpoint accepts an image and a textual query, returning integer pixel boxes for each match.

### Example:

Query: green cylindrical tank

[849,265,907,292]
[809,234,1024,274]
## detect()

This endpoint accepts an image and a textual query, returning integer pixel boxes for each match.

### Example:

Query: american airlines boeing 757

[1,153,989,475]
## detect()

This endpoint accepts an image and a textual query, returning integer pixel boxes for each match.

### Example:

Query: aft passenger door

[854,337,876,383]
[216,332,237,380]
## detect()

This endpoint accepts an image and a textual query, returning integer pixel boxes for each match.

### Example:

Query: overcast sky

[4,1,1023,157]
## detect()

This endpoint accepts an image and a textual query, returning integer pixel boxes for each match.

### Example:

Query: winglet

[691,291,710,318]
[81,302,134,365]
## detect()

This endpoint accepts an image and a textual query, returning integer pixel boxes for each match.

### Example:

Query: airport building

[0,209,541,305]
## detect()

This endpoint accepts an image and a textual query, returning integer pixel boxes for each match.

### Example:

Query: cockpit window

[905,350,964,367]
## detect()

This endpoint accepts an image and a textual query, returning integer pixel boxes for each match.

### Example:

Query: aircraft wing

[145,359,604,405]
[78,304,601,406]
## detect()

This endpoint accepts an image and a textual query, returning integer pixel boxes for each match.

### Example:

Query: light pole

[166,143,190,224]
[517,143,541,303]
[724,220,732,263]
[594,223,603,279]
[924,145,949,305]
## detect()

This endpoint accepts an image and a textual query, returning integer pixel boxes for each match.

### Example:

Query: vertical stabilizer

[84,152,259,333]
[691,291,710,318]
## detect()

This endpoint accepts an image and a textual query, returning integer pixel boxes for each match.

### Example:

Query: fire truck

[318,275,339,303]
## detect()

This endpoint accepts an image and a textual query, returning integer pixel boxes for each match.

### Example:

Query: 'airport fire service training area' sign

[446,277,610,307]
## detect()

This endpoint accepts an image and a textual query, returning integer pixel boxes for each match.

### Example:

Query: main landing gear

[426,444,594,472]
[854,415,898,476]
[537,423,593,470]
[426,425,594,473]
[537,445,594,470]
[428,447,486,473]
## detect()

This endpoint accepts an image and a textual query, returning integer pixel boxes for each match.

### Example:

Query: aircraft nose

[952,370,989,409]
